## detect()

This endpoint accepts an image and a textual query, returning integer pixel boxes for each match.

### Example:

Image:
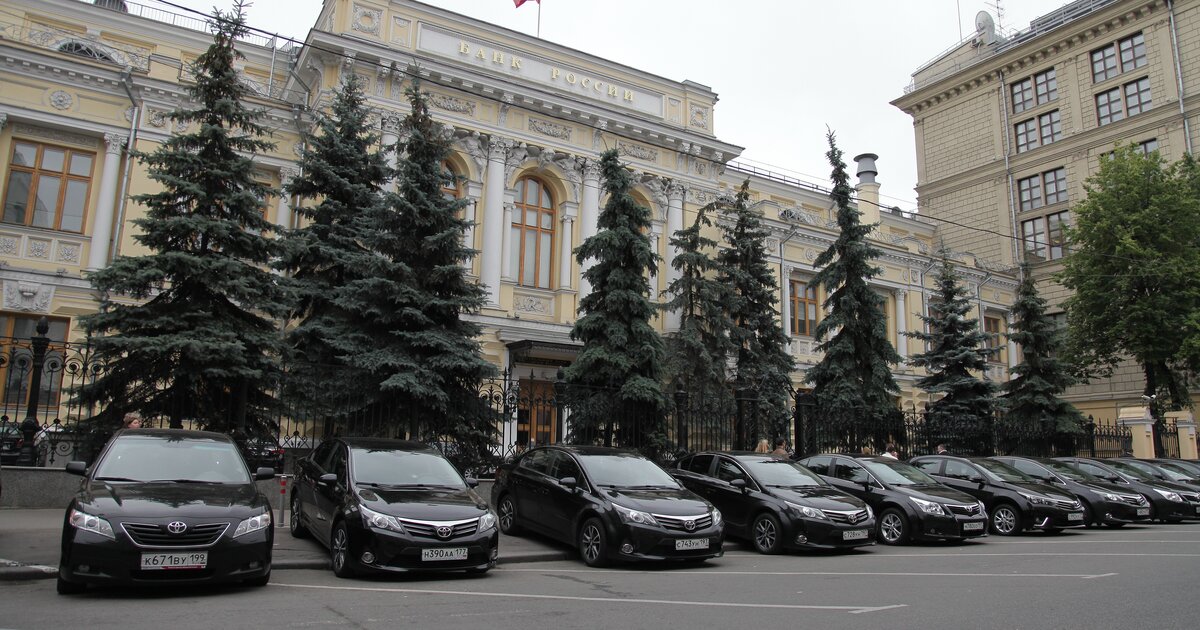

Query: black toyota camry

[290,438,498,577]
[57,429,276,595]
[492,446,723,566]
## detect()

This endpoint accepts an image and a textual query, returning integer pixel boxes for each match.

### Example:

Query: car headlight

[360,505,406,534]
[69,508,114,540]
[233,510,272,538]
[1100,492,1121,502]
[711,508,722,526]
[977,501,987,515]
[612,503,659,526]
[785,501,829,520]
[1019,492,1051,505]
[865,504,874,519]
[479,511,497,531]
[1153,488,1183,503]
[910,497,946,516]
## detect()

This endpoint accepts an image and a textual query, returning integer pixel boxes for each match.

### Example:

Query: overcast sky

[145,0,1057,209]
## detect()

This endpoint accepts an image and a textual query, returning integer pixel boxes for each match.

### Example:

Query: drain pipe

[1168,0,1193,154]
[111,68,142,265]
[998,69,1020,265]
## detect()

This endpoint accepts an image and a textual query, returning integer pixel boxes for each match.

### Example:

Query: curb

[0,564,57,581]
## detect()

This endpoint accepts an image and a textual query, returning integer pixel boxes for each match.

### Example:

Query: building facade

[0,0,1018,444]
[893,0,1200,424]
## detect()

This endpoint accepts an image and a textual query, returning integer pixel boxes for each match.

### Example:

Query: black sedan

[492,446,723,567]
[991,456,1151,527]
[57,429,276,594]
[1056,457,1197,522]
[799,454,987,545]
[1115,458,1200,493]
[239,437,285,474]
[290,438,498,577]
[1092,458,1200,519]
[1146,458,1200,483]
[910,455,1085,535]
[674,452,874,553]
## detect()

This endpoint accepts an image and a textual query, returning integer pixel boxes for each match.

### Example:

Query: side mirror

[254,467,276,481]
[559,476,578,490]
[318,472,338,485]
[969,475,984,484]
[730,478,748,492]
[862,480,874,492]
[465,477,480,488]
[65,461,87,477]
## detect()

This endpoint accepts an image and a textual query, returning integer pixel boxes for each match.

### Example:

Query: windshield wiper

[147,479,224,484]
[361,482,459,489]
[95,476,140,482]
[624,484,676,490]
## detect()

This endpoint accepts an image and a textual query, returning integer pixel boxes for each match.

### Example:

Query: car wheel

[331,521,356,578]
[751,513,784,554]
[244,569,270,587]
[1081,502,1095,528]
[56,576,86,595]
[990,502,1021,536]
[497,494,522,535]
[290,494,309,539]
[878,508,910,545]
[578,518,609,567]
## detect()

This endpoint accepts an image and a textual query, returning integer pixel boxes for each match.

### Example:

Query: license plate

[1136,508,1150,516]
[1195,506,1200,515]
[843,529,869,541]
[141,552,207,570]
[1067,512,1084,521]
[421,547,468,561]
[963,522,984,531]
[675,538,709,550]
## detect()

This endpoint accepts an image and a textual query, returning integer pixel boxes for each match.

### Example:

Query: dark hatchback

[799,454,986,545]
[492,446,723,567]
[57,429,276,594]
[990,456,1151,527]
[910,455,1085,535]
[674,452,875,553]
[290,438,497,577]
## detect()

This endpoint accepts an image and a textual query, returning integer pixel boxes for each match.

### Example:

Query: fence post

[674,384,688,453]
[734,388,747,451]
[554,368,566,444]
[1084,415,1096,457]
[17,317,50,466]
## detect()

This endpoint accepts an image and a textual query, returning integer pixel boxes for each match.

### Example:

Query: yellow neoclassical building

[0,0,1020,444]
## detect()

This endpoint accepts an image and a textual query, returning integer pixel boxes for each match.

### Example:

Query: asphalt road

[2,523,1198,630]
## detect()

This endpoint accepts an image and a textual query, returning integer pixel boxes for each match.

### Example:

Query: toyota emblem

[166,521,188,534]
[683,520,696,531]
[436,526,453,539]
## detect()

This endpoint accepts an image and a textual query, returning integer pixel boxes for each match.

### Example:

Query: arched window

[510,177,554,289]
[58,42,115,64]
[441,162,461,201]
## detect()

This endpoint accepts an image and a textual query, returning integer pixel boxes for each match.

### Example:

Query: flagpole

[537,1,541,38]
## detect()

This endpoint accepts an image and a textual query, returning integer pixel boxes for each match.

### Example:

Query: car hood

[1142,479,1199,495]
[1074,480,1140,496]
[893,484,978,505]
[1006,480,1077,501]
[601,487,712,516]
[356,485,489,521]
[76,481,267,519]
[768,486,867,511]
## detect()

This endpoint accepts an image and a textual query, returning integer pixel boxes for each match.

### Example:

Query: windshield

[94,435,250,483]
[743,459,826,487]
[352,449,465,488]
[974,459,1033,483]
[861,459,939,486]
[1130,461,1189,481]
[578,454,679,488]
[1157,462,1200,480]
[1040,460,1094,482]
[1105,460,1156,482]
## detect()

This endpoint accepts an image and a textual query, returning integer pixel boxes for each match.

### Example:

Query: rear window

[95,435,250,484]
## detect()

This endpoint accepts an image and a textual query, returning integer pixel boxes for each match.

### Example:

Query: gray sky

[146,0,1055,209]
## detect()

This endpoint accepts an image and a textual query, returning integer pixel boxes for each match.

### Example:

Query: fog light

[795,534,807,544]
[361,551,376,564]
[620,543,634,554]
[248,561,261,569]
[490,547,499,560]
[79,565,90,573]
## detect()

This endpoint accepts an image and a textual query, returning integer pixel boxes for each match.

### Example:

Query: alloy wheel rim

[881,513,903,541]
[994,508,1017,534]
[581,525,601,562]
[290,497,301,533]
[499,499,514,531]
[754,518,776,551]
[332,528,347,571]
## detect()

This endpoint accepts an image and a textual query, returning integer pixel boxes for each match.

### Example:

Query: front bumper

[782,515,876,549]
[610,522,724,562]
[350,524,499,573]
[912,512,988,540]
[1028,505,1086,530]
[1099,499,1152,524]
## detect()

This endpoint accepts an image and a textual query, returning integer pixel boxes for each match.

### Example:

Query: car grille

[1179,492,1200,504]
[397,517,479,540]
[122,522,228,548]
[946,503,982,516]
[1052,498,1082,511]
[653,513,713,532]
[821,508,870,525]
[1117,494,1147,506]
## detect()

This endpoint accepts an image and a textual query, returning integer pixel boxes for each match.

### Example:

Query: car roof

[337,437,437,451]
[549,445,644,457]
[116,428,234,443]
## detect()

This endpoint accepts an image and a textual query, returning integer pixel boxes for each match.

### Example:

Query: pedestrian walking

[770,438,789,458]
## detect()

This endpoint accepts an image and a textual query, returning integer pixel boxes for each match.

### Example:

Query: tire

[289,494,309,539]
[56,576,86,595]
[497,494,522,535]
[877,508,910,545]
[1081,502,1095,528]
[751,513,784,554]
[578,518,610,567]
[990,502,1021,536]
[244,569,271,587]
[330,521,356,578]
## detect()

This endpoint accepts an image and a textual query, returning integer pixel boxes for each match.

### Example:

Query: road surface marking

[499,568,1115,579]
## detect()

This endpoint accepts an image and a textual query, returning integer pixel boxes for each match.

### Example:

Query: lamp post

[17,317,50,466]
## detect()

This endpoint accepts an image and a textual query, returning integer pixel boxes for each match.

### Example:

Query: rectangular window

[1011,79,1034,114]
[789,279,818,337]
[1092,45,1118,82]
[1039,110,1062,146]
[1021,211,1071,261]
[1092,32,1145,83]
[0,314,70,408]
[2,141,95,233]
[1035,68,1058,104]
[1096,87,1124,125]
[1124,77,1152,116]
[1015,118,1039,153]
[1118,32,1147,73]
[1140,138,1159,154]
[1018,175,1043,211]
[1022,217,1047,261]
[1046,211,1069,260]
[984,316,1006,365]
[1043,168,1067,205]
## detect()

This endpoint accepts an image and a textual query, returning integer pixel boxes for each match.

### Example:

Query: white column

[781,265,793,338]
[464,181,483,254]
[558,215,574,290]
[275,167,298,231]
[381,115,401,192]
[86,133,128,271]
[501,201,515,281]
[578,159,602,300]
[1006,312,1018,372]
[895,288,909,359]
[664,182,685,332]
[481,138,512,307]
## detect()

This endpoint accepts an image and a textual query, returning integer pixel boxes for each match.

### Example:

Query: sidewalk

[0,508,573,581]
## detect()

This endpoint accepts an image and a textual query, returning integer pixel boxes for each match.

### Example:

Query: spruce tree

[805,132,900,451]
[716,180,796,447]
[335,81,496,469]
[277,74,389,410]
[79,2,288,433]
[662,200,734,450]
[567,149,667,454]
[1003,264,1084,450]
[907,256,1000,453]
